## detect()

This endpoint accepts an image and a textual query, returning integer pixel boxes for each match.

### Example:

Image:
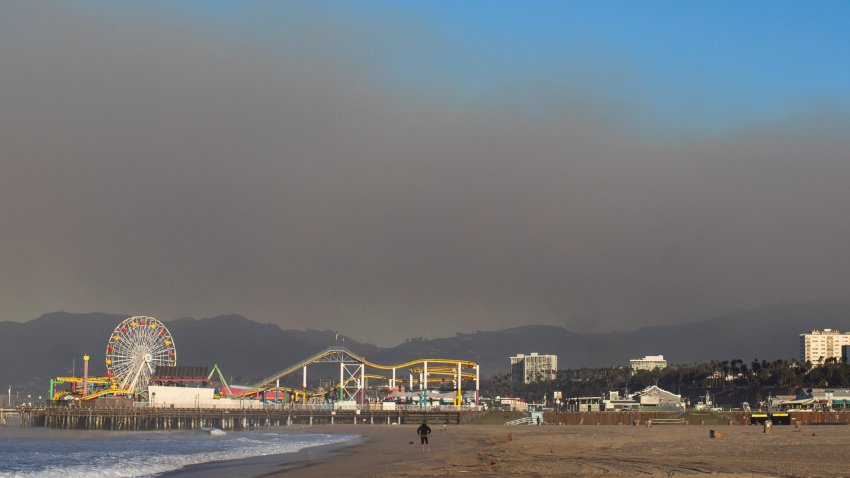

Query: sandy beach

[264,423,850,477]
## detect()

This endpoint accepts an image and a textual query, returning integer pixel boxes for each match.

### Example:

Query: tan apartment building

[800,329,850,365]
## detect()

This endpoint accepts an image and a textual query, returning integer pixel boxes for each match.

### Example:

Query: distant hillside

[166,315,382,383]
[370,326,583,378]
[4,300,850,396]
[373,299,850,373]
[0,312,379,395]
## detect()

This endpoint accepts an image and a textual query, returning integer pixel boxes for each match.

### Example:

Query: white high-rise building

[629,355,668,371]
[510,353,557,384]
[800,329,850,365]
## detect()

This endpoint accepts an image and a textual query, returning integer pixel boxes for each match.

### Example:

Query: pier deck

[19,407,461,430]
[1,408,21,427]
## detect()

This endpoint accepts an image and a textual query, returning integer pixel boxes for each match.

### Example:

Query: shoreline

[266,424,458,477]
[162,424,453,478]
[159,427,369,478]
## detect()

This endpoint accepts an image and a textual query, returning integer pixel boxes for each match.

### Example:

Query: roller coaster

[49,375,133,401]
[236,347,480,406]
[48,316,480,408]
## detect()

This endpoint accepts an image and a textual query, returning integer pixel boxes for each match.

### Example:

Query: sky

[2,1,850,345]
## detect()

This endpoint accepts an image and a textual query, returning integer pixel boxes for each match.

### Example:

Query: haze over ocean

[1,2,849,343]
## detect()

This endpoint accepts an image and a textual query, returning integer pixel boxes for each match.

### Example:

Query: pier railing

[137,402,482,413]
[18,405,467,430]
[0,408,21,427]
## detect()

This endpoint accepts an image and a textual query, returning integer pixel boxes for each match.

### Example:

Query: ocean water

[0,427,358,478]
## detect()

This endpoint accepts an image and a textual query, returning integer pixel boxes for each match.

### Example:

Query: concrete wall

[210,398,265,409]
[544,411,677,425]
[147,386,271,409]
[148,386,215,408]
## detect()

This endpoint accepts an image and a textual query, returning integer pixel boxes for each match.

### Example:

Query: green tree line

[482,358,850,407]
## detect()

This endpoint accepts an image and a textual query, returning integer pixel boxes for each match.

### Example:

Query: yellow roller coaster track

[81,388,134,400]
[237,347,478,398]
[54,376,112,384]
[53,388,135,401]
[408,367,476,379]
[51,376,125,400]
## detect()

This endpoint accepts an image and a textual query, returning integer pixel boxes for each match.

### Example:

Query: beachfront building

[800,329,850,365]
[497,396,529,412]
[603,390,640,411]
[600,386,683,411]
[774,388,850,411]
[629,355,668,371]
[568,395,603,412]
[510,352,557,385]
[633,385,684,410]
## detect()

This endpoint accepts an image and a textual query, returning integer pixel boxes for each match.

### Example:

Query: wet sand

[264,423,850,477]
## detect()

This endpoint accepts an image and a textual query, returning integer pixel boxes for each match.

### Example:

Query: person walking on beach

[417,421,432,452]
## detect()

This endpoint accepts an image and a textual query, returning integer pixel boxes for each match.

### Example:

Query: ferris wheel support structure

[105,316,176,394]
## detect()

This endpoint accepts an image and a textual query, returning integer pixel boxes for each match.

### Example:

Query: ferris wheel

[105,316,176,393]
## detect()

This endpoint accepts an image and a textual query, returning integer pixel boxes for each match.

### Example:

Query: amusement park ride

[50,316,481,408]
[232,347,480,406]
[51,316,177,401]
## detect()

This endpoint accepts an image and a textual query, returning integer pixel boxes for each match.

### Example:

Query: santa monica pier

[9,316,482,430]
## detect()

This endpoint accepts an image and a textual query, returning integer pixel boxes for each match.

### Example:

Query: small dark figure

[417,422,432,452]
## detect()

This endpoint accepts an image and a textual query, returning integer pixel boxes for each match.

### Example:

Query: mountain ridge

[4,299,850,395]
